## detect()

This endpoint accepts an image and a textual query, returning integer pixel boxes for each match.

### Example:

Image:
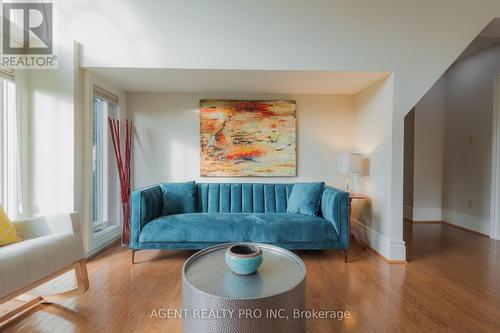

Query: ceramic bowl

[225,244,264,275]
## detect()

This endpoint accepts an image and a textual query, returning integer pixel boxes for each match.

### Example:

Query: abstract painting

[200,100,296,176]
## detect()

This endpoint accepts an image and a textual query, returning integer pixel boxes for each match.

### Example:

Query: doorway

[403,25,500,248]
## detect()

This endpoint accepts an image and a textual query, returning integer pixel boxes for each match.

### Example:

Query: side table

[182,243,306,333]
[349,193,368,249]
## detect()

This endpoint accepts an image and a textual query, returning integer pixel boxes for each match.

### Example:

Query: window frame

[90,91,119,234]
[84,72,124,256]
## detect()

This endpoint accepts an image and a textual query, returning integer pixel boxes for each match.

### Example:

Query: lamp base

[345,174,353,193]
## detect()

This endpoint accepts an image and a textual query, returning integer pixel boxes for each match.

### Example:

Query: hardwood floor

[1,221,500,332]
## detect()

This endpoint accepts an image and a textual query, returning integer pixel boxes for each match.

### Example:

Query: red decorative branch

[108,117,132,244]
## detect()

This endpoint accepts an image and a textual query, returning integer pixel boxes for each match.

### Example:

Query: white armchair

[0,212,88,323]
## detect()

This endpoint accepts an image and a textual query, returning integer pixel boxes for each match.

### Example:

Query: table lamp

[337,153,363,192]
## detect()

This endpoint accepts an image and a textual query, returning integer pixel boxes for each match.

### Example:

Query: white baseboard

[411,207,442,221]
[441,209,490,235]
[405,207,490,236]
[352,220,406,262]
[86,226,122,258]
[357,206,489,262]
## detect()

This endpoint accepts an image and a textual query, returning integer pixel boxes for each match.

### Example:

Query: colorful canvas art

[200,100,296,177]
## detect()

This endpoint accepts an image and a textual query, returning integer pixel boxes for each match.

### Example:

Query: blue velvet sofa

[130,182,349,262]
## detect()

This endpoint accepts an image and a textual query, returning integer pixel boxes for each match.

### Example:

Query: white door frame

[490,74,500,240]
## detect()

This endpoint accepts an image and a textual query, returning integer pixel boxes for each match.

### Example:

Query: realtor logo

[1,1,57,69]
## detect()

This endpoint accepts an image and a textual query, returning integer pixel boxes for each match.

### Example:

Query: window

[91,86,119,233]
[0,69,18,219]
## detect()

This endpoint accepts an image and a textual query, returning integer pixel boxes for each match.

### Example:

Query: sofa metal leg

[344,249,349,263]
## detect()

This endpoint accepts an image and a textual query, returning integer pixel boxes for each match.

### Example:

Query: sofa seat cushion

[139,213,339,244]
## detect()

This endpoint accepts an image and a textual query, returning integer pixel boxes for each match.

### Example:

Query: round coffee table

[182,243,306,333]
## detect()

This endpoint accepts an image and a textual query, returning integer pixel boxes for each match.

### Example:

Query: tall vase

[122,202,130,245]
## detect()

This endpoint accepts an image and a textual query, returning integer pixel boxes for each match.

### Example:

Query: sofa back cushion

[196,183,295,213]
[160,181,197,215]
[286,182,325,216]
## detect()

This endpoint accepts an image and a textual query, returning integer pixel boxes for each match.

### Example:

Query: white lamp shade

[337,153,363,174]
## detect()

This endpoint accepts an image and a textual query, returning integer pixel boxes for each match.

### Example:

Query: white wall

[129,83,406,260]
[353,75,405,260]
[14,71,32,219]
[43,0,500,260]
[63,0,496,112]
[128,93,355,188]
[412,76,446,221]
[28,45,76,216]
[443,43,500,227]
[22,4,78,217]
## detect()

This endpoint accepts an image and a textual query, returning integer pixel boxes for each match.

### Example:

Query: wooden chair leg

[0,296,43,324]
[40,260,89,303]
[344,249,349,263]
[0,260,89,324]
[131,249,136,264]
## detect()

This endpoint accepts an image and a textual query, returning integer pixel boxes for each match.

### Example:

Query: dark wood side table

[349,193,368,248]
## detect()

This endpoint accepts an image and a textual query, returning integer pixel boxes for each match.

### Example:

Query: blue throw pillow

[287,182,325,216]
[160,181,196,215]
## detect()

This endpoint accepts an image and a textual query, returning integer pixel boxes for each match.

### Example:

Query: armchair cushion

[0,205,21,247]
[287,182,325,216]
[160,181,196,215]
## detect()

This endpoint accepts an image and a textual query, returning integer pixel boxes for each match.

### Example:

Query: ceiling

[86,68,389,94]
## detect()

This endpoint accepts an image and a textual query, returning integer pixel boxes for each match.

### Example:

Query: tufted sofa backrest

[196,183,295,214]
